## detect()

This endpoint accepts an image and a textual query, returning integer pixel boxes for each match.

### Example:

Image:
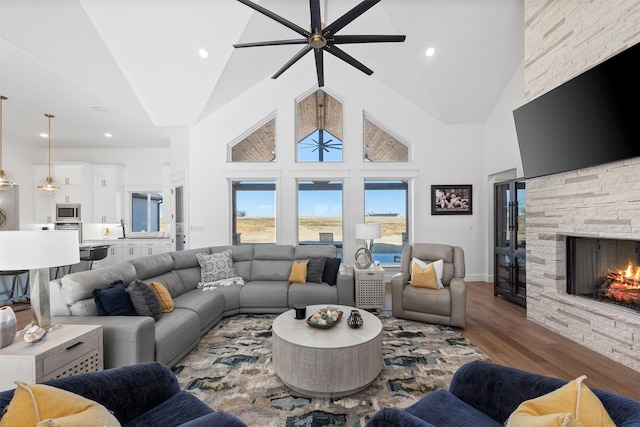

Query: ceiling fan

[234,0,406,87]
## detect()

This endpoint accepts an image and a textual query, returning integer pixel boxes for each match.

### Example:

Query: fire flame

[622,260,640,282]
[604,260,640,304]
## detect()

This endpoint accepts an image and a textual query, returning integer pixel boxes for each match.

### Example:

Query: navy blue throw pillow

[322,258,341,286]
[93,280,136,316]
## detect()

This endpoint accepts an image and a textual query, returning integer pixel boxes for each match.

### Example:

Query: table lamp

[355,223,381,252]
[0,230,79,329]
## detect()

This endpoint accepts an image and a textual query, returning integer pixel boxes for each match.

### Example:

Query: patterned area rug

[172,312,490,426]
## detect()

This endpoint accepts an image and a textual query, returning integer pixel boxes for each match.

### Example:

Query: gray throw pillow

[197,250,237,283]
[306,257,326,283]
[127,279,162,321]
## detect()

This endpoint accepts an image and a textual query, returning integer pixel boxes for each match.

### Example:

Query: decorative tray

[307,306,343,329]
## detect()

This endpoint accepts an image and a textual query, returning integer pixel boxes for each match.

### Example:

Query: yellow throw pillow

[289,259,309,283]
[0,381,120,427]
[506,375,616,427]
[149,282,174,313]
[411,262,439,289]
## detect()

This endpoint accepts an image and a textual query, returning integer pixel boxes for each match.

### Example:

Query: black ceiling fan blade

[323,0,381,37]
[237,0,310,37]
[314,48,324,87]
[324,44,373,75]
[330,34,406,44]
[234,38,308,48]
[310,0,322,33]
[272,45,313,79]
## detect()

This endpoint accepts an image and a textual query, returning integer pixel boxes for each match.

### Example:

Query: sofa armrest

[336,263,355,306]
[448,277,466,328]
[53,315,156,368]
[390,272,409,317]
[366,408,437,427]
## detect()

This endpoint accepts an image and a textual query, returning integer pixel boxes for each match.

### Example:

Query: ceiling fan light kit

[234,0,406,87]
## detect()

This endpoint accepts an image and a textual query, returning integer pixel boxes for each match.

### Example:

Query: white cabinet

[122,241,142,262]
[81,241,122,268]
[53,164,88,205]
[80,238,172,265]
[93,165,124,223]
[354,266,385,309]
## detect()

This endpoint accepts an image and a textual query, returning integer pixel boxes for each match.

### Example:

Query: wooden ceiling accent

[231,118,275,162]
[364,117,408,162]
[296,90,343,142]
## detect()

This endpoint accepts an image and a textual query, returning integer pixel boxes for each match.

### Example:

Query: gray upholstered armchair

[391,243,466,328]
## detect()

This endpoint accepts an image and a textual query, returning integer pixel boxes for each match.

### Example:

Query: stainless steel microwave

[56,204,81,222]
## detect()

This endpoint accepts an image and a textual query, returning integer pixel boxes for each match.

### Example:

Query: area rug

[172,312,490,426]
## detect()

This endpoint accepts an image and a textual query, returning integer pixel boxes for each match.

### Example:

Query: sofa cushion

[131,253,175,282]
[1,381,120,427]
[154,309,200,366]
[288,282,338,307]
[251,245,295,281]
[505,375,615,427]
[403,285,451,317]
[239,281,289,310]
[93,281,136,316]
[149,282,174,313]
[306,257,326,283]
[173,289,225,334]
[294,245,336,259]
[128,280,162,321]
[197,250,236,283]
[322,257,341,286]
[125,390,218,427]
[405,389,502,427]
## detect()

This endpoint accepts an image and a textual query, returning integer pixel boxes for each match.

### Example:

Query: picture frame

[431,185,472,215]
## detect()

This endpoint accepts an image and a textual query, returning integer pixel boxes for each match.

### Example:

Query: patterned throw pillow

[197,250,237,283]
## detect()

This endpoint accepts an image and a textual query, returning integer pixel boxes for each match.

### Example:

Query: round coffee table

[272,304,382,398]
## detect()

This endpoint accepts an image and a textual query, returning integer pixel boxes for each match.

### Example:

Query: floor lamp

[0,230,79,329]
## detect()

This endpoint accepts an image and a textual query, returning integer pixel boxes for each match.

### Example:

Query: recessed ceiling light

[40,133,48,138]
[425,47,436,58]
[104,133,112,138]
[198,48,208,59]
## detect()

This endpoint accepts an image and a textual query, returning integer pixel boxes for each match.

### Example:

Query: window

[232,181,276,244]
[298,180,343,257]
[230,117,276,162]
[364,180,408,264]
[363,115,409,162]
[296,90,343,162]
[132,192,163,232]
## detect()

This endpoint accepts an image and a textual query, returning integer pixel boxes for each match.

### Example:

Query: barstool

[80,245,110,270]
[0,270,29,303]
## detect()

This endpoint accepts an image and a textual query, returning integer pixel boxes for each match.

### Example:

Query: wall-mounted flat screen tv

[513,41,640,179]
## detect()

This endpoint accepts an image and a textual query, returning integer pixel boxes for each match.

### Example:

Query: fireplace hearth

[567,236,640,313]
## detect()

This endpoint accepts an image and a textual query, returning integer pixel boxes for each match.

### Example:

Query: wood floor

[6,281,640,401]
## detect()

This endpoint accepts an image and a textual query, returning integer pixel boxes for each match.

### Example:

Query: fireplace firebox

[567,236,640,312]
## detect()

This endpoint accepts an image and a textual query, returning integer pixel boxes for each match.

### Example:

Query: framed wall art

[431,185,472,215]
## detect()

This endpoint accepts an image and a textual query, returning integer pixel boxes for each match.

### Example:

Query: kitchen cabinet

[122,241,142,262]
[93,165,124,223]
[81,239,172,265]
[53,164,89,205]
[494,178,526,306]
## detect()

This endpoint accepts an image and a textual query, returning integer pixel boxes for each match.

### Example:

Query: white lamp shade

[0,230,79,270]
[355,223,381,240]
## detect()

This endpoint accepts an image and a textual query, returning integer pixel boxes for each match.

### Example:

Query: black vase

[347,310,363,329]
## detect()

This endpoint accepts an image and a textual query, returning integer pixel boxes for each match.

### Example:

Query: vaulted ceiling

[0,0,523,150]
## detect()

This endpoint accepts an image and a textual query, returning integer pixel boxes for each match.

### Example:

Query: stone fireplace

[522,1,640,373]
[526,159,640,372]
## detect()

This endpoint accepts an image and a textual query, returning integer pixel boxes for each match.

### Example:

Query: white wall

[185,70,501,281]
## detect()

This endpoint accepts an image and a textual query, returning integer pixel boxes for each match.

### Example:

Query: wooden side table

[354,266,385,309]
[0,324,103,391]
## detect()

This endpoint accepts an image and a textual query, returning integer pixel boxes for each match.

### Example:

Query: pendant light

[0,95,16,191]
[37,114,60,194]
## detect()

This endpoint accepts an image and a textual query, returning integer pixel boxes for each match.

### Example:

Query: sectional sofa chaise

[50,244,354,369]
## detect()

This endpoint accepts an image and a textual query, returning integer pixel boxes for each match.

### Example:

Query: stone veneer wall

[524,1,640,372]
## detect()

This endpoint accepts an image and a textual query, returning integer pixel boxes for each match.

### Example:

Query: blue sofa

[366,360,640,427]
[0,362,246,427]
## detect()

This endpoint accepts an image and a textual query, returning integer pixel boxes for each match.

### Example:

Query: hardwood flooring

[6,281,640,401]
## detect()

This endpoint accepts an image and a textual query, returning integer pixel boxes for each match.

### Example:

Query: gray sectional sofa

[50,244,354,369]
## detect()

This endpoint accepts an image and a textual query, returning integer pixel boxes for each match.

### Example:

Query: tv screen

[513,41,640,179]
